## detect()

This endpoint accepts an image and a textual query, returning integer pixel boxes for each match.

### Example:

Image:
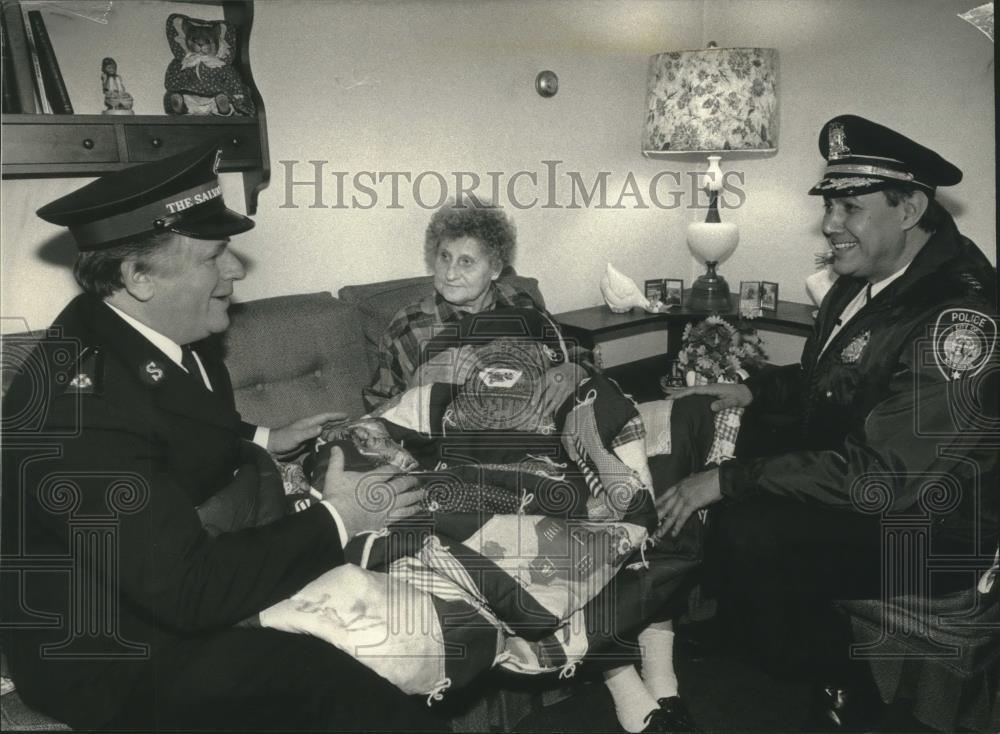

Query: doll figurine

[101,57,134,114]
[162,14,254,116]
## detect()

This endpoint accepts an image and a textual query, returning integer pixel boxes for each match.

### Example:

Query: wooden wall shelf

[0,0,269,214]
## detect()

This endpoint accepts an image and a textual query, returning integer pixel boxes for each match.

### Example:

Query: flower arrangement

[676,316,768,384]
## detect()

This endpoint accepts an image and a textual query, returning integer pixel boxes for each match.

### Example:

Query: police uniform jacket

[1,295,345,729]
[719,211,999,556]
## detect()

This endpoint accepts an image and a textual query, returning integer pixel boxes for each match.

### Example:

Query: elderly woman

[362,203,584,413]
[359,204,696,733]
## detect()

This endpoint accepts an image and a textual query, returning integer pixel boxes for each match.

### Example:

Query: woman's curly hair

[424,202,516,271]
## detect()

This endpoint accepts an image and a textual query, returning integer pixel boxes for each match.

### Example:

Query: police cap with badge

[808,114,963,198]
[37,141,254,250]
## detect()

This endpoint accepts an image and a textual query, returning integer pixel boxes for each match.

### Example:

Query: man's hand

[656,468,723,538]
[321,447,426,536]
[663,383,753,412]
[542,362,584,416]
[267,412,348,455]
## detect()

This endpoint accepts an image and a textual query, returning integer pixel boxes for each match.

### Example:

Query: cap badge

[140,359,167,386]
[933,309,996,380]
[212,148,222,174]
[839,330,870,364]
[828,121,851,160]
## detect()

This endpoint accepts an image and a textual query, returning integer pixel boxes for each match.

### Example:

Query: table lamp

[642,44,778,312]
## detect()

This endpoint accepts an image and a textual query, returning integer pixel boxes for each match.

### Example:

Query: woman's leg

[603,664,660,732]
[638,620,678,701]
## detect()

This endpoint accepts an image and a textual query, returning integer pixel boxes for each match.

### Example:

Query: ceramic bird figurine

[600,263,657,313]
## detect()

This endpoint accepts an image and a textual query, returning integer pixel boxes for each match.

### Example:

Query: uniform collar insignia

[839,330,870,363]
[69,373,93,389]
[828,122,850,161]
[62,344,103,395]
[140,359,168,386]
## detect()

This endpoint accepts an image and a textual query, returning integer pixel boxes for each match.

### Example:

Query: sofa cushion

[338,272,544,381]
[222,292,369,426]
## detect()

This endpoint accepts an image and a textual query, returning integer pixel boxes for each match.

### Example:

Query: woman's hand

[662,383,753,412]
[542,362,584,416]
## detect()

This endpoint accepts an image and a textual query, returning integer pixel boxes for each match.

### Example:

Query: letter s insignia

[140,360,166,386]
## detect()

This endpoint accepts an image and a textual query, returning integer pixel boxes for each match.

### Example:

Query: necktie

[181,346,207,389]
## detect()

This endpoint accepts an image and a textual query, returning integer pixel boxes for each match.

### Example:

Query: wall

[704,0,996,304]
[1,0,995,336]
[250,0,704,305]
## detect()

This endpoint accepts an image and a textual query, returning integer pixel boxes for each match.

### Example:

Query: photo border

[740,280,762,315]
[662,278,684,309]
[760,281,779,312]
[644,278,665,303]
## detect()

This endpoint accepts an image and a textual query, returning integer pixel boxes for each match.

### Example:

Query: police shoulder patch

[932,308,997,380]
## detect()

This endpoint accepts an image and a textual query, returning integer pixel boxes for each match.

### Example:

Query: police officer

[659,115,998,729]
[0,144,433,731]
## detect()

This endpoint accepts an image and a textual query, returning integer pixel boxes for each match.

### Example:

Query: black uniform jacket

[0,295,345,729]
[720,213,999,555]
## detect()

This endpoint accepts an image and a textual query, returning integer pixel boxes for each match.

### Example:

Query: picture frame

[662,278,684,308]
[760,281,779,312]
[740,280,762,315]
[644,278,665,303]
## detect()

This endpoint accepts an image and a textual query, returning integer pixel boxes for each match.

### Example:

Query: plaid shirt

[363,282,643,450]
[363,281,539,410]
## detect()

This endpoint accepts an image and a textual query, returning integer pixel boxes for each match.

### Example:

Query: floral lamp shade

[642,47,778,155]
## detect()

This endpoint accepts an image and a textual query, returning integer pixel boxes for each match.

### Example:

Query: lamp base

[688,263,732,312]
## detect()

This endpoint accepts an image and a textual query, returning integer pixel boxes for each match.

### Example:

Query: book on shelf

[2,13,18,112]
[18,1,50,112]
[26,8,71,113]
[1,0,35,112]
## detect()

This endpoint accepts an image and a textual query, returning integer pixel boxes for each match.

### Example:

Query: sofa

[1,271,562,732]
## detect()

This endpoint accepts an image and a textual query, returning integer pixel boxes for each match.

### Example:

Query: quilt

[262,309,725,702]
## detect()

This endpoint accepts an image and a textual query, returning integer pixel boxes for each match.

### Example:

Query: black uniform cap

[808,114,962,197]
[36,141,254,251]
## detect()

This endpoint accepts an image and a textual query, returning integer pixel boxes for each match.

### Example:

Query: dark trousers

[106,627,448,732]
[705,494,970,684]
[707,495,886,683]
